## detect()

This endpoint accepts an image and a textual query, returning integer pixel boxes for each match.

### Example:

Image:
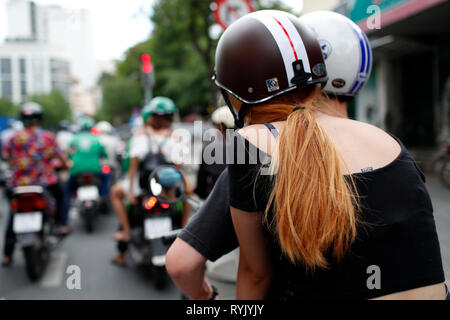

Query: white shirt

[129,132,190,165]
[98,133,120,161]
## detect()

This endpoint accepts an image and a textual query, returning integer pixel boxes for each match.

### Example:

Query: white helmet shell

[95,121,113,134]
[211,106,235,129]
[299,11,372,96]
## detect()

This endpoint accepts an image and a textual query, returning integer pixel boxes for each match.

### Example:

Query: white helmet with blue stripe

[299,11,373,97]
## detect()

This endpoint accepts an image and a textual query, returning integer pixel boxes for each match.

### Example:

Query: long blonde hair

[246,86,360,270]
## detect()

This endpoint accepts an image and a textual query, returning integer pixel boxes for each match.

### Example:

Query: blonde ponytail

[260,96,359,270]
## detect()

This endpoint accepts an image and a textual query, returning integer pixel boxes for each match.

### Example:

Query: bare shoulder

[323,117,402,172]
[238,122,282,154]
[346,119,400,150]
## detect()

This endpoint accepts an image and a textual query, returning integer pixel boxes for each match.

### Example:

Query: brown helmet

[214,10,327,126]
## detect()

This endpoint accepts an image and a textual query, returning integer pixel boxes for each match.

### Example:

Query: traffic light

[141,53,153,74]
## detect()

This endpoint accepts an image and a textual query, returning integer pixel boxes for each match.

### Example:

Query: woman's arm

[166,238,215,300]
[230,206,273,300]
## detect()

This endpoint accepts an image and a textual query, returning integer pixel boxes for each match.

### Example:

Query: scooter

[10,185,60,281]
[126,165,199,289]
[75,172,102,233]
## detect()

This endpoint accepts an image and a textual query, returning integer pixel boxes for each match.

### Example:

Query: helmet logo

[266,78,280,93]
[312,63,326,77]
[332,78,346,88]
[319,39,332,60]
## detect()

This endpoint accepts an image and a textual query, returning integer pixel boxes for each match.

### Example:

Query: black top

[227,131,445,300]
[195,139,228,199]
[178,169,238,262]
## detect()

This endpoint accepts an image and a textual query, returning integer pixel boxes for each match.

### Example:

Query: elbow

[166,239,205,281]
[245,271,272,288]
[240,263,273,287]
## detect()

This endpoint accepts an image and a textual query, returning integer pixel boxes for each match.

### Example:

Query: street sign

[212,0,254,30]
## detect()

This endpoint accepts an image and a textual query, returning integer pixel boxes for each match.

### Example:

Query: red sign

[213,0,254,30]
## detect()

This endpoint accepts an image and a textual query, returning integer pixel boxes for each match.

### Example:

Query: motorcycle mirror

[148,165,186,205]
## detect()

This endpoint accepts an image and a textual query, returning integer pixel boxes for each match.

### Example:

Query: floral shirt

[2,128,62,188]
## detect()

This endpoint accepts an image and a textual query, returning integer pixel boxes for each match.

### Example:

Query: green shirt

[69,132,107,176]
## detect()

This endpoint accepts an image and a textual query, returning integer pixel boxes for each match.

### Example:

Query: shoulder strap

[263,123,279,139]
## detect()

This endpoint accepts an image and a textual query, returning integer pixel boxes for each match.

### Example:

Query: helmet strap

[220,88,249,129]
[235,103,250,129]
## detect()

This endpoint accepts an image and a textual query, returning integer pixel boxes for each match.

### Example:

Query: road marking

[40,251,68,288]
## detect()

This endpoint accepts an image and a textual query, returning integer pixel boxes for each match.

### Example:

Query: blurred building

[301,0,341,13]
[0,41,70,103]
[333,0,450,152]
[0,0,97,113]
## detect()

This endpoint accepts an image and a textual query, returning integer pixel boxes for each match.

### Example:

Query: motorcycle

[75,172,102,232]
[10,185,60,281]
[126,165,198,289]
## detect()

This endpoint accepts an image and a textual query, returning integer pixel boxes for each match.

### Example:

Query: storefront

[337,0,450,148]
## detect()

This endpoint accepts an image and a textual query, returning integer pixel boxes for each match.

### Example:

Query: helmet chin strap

[220,88,250,129]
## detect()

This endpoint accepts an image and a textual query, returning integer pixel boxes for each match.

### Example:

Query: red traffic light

[141,53,151,64]
[141,53,153,73]
[142,63,153,74]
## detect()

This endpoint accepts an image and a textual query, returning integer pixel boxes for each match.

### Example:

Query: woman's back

[232,115,446,300]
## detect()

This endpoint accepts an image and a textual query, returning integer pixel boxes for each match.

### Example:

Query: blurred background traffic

[0,0,450,300]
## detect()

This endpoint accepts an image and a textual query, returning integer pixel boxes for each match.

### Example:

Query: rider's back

[69,132,106,176]
[232,116,446,300]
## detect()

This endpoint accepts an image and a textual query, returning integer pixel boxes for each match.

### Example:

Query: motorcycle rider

[55,120,74,153]
[195,106,235,199]
[2,102,70,266]
[65,117,109,216]
[95,121,120,165]
[94,120,121,189]
[111,97,192,267]
[218,10,443,300]
[166,11,375,300]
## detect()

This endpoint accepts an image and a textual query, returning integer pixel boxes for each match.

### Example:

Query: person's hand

[189,281,218,300]
[113,230,131,243]
[127,192,137,205]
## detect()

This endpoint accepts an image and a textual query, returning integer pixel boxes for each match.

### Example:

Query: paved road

[0,173,449,299]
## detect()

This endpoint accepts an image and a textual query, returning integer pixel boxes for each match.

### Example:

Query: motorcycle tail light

[34,197,47,210]
[160,203,170,209]
[10,199,19,212]
[101,165,111,174]
[11,194,46,212]
[145,196,158,210]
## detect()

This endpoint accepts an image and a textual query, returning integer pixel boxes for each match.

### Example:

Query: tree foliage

[97,74,142,125]
[97,0,290,122]
[28,90,72,129]
[0,98,18,117]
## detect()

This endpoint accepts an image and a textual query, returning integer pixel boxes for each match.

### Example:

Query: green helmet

[141,96,177,122]
[79,117,95,131]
